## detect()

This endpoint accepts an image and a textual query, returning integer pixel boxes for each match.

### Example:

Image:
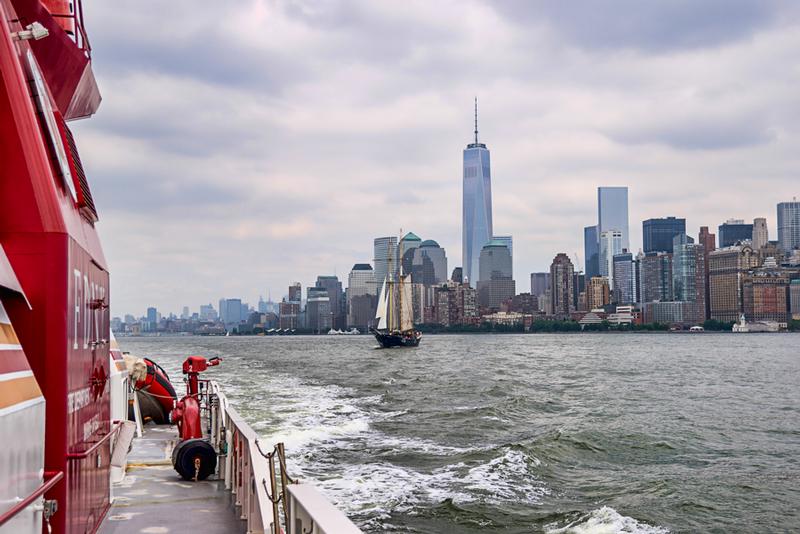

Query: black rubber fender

[172,438,217,481]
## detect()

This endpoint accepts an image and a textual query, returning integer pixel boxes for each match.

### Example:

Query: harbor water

[120,334,800,533]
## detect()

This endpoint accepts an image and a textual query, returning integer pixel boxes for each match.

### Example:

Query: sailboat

[371,273,422,348]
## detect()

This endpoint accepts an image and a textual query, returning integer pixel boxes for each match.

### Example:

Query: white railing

[207,382,362,534]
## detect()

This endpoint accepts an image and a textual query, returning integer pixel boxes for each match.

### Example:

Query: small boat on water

[371,272,421,348]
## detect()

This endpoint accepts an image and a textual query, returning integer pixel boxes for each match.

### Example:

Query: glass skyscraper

[777,200,800,253]
[643,217,685,253]
[462,100,493,287]
[598,187,629,251]
[584,225,599,278]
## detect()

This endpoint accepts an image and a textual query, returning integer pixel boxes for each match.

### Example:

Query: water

[119,334,800,533]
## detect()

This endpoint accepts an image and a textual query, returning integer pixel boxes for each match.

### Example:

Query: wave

[545,507,669,534]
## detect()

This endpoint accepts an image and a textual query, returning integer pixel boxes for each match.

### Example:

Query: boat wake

[545,506,669,534]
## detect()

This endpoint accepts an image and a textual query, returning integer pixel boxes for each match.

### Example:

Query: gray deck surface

[99,425,244,534]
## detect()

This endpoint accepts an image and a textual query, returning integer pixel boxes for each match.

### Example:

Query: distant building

[587,276,610,310]
[599,230,623,288]
[374,236,399,295]
[790,280,800,320]
[698,226,716,319]
[573,272,586,311]
[492,236,513,258]
[584,225,600,278]
[612,251,636,304]
[411,240,448,285]
[642,217,685,253]
[672,234,707,325]
[718,219,753,248]
[218,299,244,329]
[399,232,423,275]
[435,282,478,326]
[278,301,300,329]
[639,252,673,304]
[708,244,759,322]
[598,186,629,251]
[316,275,345,330]
[306,287,332,333]
[451,267,463,284]
[477,240,514,310]
[462,101,493,287]
[641,301,687,325]
[288,283,302,303]
[743,272,789,323]
[549,253,575,319]
[530,272,550,300]
[347,264,376,329]
[777,200,800,254]
[509,293,537,315]
[752,217,769,251]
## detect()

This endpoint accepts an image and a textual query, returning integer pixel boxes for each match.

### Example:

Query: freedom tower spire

[462,98,493,286]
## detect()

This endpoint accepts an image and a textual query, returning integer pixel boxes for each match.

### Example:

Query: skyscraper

[549,253,575,319]
[698,226,716,319]
[752,217,768,250]
[316,275,345,330]
[399,231,422,274]
[612,252,636,304]
[777,200,800,254]
[412,240,448,285]
[718,219,753,247]
[599,230,623,287]
[642,217,685,253]
[672,234,706,324]
[462,99,493,286]
[476,240,514,309]
[347,264,376,329]
[598,187,629,251]
[373,236,399,295]
[492,235,513,258]
[530,272,549,298]
[584,225,599,278]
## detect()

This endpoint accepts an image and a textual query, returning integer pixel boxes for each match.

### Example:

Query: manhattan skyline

[72,1,800,314]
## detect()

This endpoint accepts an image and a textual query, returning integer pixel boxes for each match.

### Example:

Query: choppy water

[120,333,800,533]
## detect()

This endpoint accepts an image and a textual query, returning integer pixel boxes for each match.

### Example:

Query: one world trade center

[462,99,493,286]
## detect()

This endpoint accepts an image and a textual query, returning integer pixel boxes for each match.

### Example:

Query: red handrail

[0,470,63,528]
[66,421,122,460]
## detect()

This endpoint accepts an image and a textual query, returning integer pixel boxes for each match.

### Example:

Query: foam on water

[545,507,669,534]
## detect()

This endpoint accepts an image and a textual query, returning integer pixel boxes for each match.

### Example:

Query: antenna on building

[474,97,479,144]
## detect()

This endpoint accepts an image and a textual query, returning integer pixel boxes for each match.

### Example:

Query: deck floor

[99,425,244,534]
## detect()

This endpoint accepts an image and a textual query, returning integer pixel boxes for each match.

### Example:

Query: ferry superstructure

[0,2,361,532]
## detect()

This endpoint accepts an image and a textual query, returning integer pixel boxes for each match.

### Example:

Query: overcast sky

[72,0,800,317]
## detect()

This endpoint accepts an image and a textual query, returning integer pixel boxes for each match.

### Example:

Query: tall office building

[598,187,629,251]
[288,283,302,303]
[708,244,759,322]
[306,287,332,333]
[777,200,800,254]
[218,299,243,328]
[599,230,623,287]
[462,99,493,286]
[752,217,768,250]
[411,240,448,286]
[530,272,549,298]
[587,276,610,310]
[549,253,575,319]
[639,252,673,304]
[718,219,753,248]
[476,240,514,309]
[698,227,716,319]
[316,276,345,330]
[374,236,399,295]
[672,234,706,324]
[347,264,376,329]
[399,231,422,274]
[643,217,685,253]
[584,225,600,278]
[612,252,636,304]
[492,236,513,258]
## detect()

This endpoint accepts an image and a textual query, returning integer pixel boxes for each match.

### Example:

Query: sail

[399,275,414,332]
[375,277,388,330]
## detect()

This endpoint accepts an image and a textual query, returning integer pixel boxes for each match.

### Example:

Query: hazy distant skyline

[72,1,800,315]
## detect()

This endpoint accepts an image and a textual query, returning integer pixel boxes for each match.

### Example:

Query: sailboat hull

[371,329,421,348]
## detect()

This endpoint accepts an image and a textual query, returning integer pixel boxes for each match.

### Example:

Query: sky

[71,0,800,317]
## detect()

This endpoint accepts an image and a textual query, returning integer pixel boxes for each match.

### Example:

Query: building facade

[718,219,753,248]
[643,217,685,253]
[584,225,600,279]
[672,234,707,324]
[316,275,345,330]
[599,230,623,288]
[639,252,673,304]
[752,217,769,251]
[777,201,800,254]
[587,276,610,310]
[598,186,629,251]
[742,272,789,323]
[612,252,636,304]
[306,286,332,333]
[412,240,448,285]
[708,244,759,322]
[462,102,493,287]
[347,264,376,329]
[374,236,399,296]
[549,253,575,319]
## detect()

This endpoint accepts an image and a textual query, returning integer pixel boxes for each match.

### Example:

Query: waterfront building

[641,301,687,325]
[530,272,550,302]
[316,275,345,330]
[587,276,610,310]
[718,219,753,247]
[598,186,630,251]
[584,225,600,278]
[599,230,623,288]
[612,251,636,304]
[790,280,800,320]
[278,300,300,329]
[412,240,448,285]
[742,272,789,323]
[374,236,399,295]
[549,253,575,319]
[752,217,769,251]
[399,231,422,274]
[477,240,514,310]
[462,100,493,287]
[306,287,332,333]
[698,227,716,319]
[708,244,759,322]
[347,264,376,329]
[639,252,673,304]
[777,200,800,254]
[672,234,707,325]
[435,282,478,326]
[643,217,685,253]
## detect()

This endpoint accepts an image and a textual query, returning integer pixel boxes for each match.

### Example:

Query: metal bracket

[43,499,58,521]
